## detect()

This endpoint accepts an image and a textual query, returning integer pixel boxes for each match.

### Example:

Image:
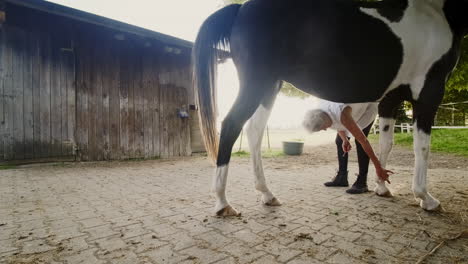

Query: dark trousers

[335,122,374,185]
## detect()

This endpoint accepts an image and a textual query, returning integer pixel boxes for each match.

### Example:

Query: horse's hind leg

[213,77,278,216]
[246,82,281,206]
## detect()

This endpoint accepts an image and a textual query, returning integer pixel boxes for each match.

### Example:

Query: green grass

[231,149,285,158]
[0,165,17,170]
[369,129,468,157]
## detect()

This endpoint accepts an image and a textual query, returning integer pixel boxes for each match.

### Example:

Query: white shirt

[318,100,378,136]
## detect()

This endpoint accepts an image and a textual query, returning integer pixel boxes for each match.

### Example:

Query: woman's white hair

[303,109,329,133]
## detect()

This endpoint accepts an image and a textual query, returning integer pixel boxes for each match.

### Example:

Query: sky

[47,0,320,129]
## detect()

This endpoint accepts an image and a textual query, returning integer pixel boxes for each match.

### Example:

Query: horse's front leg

[375,117,395,197]
[412,120,440,210]
[246,102,280,206]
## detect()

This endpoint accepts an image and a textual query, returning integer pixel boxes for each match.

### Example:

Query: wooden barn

[0,0,205,163]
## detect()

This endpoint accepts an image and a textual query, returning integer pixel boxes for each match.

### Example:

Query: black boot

[346,173,368,194]
[324,171,349,187]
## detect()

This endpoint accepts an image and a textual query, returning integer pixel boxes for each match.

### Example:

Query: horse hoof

[375,190,393,197]
[374,186,392,197]
[420,199,440,211]
[264,197,282,206]
[216,205,241,217]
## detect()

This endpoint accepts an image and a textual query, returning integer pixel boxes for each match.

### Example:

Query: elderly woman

[303,101,392,194]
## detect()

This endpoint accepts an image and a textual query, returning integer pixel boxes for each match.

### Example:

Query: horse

[192,0,468,216]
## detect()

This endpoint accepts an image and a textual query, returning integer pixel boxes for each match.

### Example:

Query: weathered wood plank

[10,27,25,160]
[50,36,62,158]
[180,88,186,157]
[59,44,67,156]
[108,42,120,160]
[66,48,76,157]
[168,85,175,157]
[176,86,182,157]
[177,87,183,156]
[0,27,6,160]
[184,87,192,156]
[127,44,136,159]
[133,53,144,158]
[142,54,153,158]
[31,31,41,159]
[61,36,75,157]
[39,33,52,158]
[101,40,111,160]
[75,35,89,161]
[119,43,130,159]
[160,85,169,158]
[150,55,160,158]
[93,40,104,161]
[23,30,34,159]
[87,41,98,161]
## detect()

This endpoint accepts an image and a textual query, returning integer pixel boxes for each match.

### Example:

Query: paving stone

[251,254,281,264]
[16,239,53,256]
[141,244,187,264]
[128,233,168,253]
[255,241,303,262]
[63,248,105,264]
[117,223,150,239]
[179,246,229,263]
[83,225,119,241]
[1,155,466,264]
[0,239,18,254]
[79,217,107,229]
[58,236,89,254]
[287,253,323,264]
[178,220,214,235]
[196,230,234,249]
[147,223,180,237]
[220,241,267,263]
[231,229,263,245]
[95,236,128,253]
[48,226,87,242]
[325,251,364,264]
[97,249,140,264]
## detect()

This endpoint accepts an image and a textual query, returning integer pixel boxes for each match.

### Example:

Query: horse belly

[281,14,404,103]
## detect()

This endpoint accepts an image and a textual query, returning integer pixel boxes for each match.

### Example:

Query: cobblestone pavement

[0,146,467,264]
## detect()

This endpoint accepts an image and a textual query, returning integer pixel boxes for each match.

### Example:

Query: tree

[447,38,468,92]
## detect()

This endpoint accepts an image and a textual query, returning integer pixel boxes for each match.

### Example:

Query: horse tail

[192,4,241,163]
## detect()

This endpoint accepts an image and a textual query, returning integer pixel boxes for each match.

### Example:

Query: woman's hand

[342,140,352,154]
[376,166,394,184]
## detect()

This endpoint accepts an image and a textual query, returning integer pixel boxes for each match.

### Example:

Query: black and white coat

[192,0,468,216]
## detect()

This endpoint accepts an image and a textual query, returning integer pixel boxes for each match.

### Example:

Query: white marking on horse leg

[375,117,395,197]
[246,105,280,206]
[212,165,239,216]
[412,122,440,210]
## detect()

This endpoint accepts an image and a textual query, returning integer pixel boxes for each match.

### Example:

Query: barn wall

[74,25,192,161]
[0,3,194,162]
[0,8,76,162]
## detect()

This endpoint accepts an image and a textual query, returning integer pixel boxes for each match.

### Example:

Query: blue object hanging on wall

[178,109,189,119]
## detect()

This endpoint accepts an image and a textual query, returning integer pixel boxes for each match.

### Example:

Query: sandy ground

[0,142,467,264]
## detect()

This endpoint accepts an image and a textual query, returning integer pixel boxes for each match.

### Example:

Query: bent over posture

[303,101,392,194]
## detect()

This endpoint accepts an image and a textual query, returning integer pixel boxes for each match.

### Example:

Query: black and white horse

[192,0,468,216]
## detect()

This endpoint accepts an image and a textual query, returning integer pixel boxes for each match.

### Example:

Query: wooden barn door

[0,25,76,162]
[159,85,191,158]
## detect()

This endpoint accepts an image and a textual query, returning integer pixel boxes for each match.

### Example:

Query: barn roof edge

[4,0,194,49]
